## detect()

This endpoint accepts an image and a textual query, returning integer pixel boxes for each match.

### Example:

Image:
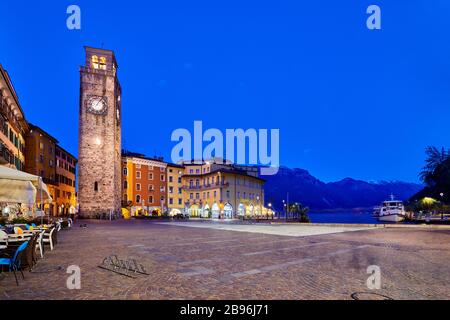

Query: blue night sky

[1,0,449,183]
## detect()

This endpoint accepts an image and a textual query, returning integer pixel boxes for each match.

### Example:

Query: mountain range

[263,167,423,211]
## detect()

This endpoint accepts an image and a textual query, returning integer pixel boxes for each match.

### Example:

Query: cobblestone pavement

[0,220,449,300]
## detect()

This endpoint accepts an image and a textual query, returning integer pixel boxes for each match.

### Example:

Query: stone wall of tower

[78,49,121,218]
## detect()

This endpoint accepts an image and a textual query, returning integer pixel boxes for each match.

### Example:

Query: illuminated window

[91,55,99,69]
[99,56,107,70]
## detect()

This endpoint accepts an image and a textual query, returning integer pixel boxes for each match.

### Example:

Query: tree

[419,146,449,186]
[416,197,439,212]
[288,203,310,223]
[410,146,450,205]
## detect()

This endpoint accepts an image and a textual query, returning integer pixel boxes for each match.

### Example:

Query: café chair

[0,241,29,286]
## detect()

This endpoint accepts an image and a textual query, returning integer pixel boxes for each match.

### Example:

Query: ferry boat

[375,195,406,222]
[372,206,381,217]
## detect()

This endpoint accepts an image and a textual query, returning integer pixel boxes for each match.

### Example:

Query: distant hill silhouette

[263,167,423,211]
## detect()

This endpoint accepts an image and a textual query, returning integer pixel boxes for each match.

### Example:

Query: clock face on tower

[86,96,108,115]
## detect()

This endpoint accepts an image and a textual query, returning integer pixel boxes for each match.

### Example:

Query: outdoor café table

[22,230,41,234]
[7,234,31,243]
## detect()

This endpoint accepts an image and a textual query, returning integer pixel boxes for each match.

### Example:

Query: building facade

[24,124,57,214]
[181,161,266,219]
[0,64,27,170]
[24,124,77,216]
[166,163,184,215]
[120,154,269,219]
[55,146,77,216]
[78,47,122,218]
[122,151,167,216]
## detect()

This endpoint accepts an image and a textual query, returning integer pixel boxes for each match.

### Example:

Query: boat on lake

[375,194,406,222]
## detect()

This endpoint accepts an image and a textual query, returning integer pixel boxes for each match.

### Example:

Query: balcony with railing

[80,65,116,78]
[182,181,229,191]
[42,177,58,186]
[0,97,8,119]
[0,142,13,165]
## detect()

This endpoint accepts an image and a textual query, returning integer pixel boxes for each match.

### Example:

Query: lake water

[307,211,381,224]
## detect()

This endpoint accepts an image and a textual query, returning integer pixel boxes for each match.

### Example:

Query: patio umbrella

[0,179,36,203]
[0,166,52,222]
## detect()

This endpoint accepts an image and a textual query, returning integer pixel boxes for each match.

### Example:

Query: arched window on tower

[94,181,98,192]
[99,56,107,70]
[91,55,99,69]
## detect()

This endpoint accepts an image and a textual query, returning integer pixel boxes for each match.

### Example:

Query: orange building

[24,124,58,213]
[122,151,167,216]
[24,124,77,216]
[0,64,27,170]
[55,145,77,216]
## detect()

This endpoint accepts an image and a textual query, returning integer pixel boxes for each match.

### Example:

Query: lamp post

[142,199,145,217]
[286,192,290,221]
[268,203,272,220]
[440,193,444,220]
[256,195,261,220]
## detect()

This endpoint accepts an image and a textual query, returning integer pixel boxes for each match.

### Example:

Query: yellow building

[181,160,269,219]
[166,163,184,216]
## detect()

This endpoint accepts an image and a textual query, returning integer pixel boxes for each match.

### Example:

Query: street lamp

[256,195,261,219]
[440,193,444,220]
[268,203,272,219]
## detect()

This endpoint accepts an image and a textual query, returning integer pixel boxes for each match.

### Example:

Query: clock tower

[78,46,122,218]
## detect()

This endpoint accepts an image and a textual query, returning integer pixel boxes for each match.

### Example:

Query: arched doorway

[169,208,181,217]
[237,203,245,217]
[202,204,211,218]
[211,203,220,219]
[223,203,233,219]
[254,204,260,217]
[189,204,200,217]
[248,204,255,217]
